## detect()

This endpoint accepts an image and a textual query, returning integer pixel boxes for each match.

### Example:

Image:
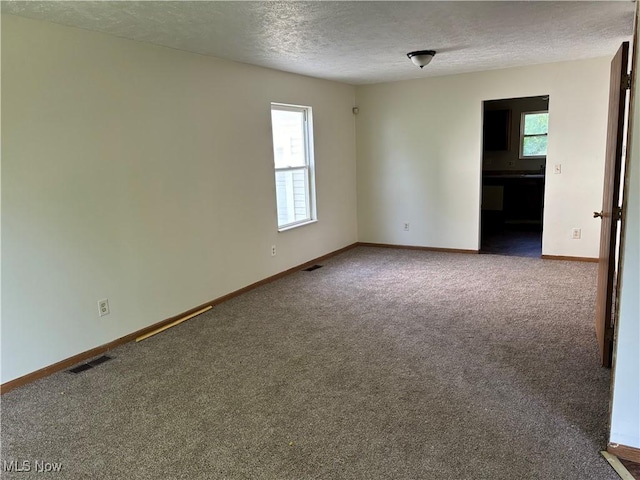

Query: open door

[594,42,631,368]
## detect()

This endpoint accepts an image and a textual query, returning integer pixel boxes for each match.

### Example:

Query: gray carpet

[0,247,617,479]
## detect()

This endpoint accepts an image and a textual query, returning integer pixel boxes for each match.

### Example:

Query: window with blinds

[271,104,316,230]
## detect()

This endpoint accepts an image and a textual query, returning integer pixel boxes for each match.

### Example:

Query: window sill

[278,219,317,232]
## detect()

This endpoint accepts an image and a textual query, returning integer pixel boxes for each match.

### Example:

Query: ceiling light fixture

[407,50,436,69]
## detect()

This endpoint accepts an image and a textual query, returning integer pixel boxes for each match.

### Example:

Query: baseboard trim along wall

[600,451,636,480]
[0,242,598,394]
[541,255,599,263]
[608,443,640,464]
[0,243,359,395]
[357,242,479,254]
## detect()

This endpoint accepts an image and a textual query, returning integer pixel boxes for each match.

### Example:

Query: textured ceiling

[2,1,635,85]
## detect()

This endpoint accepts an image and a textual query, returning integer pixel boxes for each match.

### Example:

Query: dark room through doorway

[481,95,549,257]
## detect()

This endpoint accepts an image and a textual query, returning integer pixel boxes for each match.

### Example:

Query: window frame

[270,103,317,231]
[519,110,549,159]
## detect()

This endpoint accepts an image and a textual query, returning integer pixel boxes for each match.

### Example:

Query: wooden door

[594,42,630,368]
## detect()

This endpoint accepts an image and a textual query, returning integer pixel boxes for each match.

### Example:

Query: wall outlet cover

[98,298,110,317]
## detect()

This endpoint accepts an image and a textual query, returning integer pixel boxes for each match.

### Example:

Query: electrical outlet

[271,245,277,256]
[572,228,581,239]
[554,164,562,174]
[98,298,110,317]
[403,222,410,231]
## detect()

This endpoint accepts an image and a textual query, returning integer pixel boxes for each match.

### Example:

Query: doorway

[480,96,549,257]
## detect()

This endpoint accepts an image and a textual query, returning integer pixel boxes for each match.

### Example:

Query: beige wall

[355,58,610,256]
[1,15,358,383]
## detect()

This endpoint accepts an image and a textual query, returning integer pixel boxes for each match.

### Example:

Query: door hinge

[614,206,623,221]
[622,72,632,90]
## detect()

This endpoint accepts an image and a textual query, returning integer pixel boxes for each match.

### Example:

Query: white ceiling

[2,1,635,85]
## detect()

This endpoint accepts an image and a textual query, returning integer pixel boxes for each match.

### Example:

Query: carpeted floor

[0,247,617,479]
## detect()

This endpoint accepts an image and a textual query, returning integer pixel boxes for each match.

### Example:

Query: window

[270,103,316,230]
[520,111,549,158]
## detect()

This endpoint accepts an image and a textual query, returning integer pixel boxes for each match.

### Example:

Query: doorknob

[594,211,603,218]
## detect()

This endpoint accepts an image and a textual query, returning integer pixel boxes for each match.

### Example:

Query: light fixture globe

[407,50,436,69]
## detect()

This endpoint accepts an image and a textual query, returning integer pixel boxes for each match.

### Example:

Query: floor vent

[88,355,112,367]
[67,355,112,374]
[304,265,323,272]
[67,364,93,374]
